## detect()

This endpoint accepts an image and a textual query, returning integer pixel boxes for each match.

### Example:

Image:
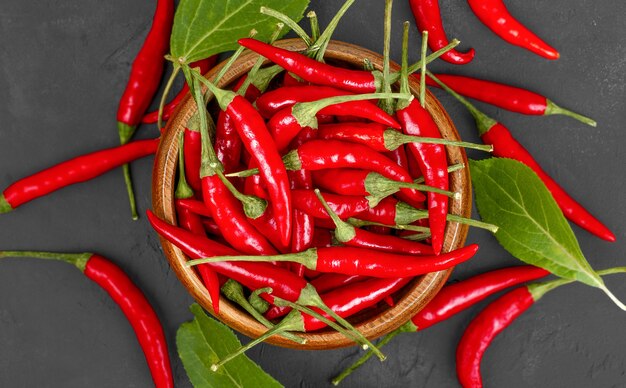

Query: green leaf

[177,303,284,388]
[171,0,310,64]
[470,158,603,287]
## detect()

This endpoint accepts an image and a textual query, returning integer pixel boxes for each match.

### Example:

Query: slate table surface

[1,1,625,387]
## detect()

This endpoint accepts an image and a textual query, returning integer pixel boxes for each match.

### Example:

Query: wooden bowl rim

[152,38,471,350]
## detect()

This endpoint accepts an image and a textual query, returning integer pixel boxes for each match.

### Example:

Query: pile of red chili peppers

[0,1,617,387]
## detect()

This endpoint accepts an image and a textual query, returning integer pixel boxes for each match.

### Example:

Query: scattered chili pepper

[0,139,159,214]
[331,265,550,385]
[187,244,479,278]
[0,251,173,388]
[409,0,475,64]
[456,267,625,387]
[425,74,596,126]
[466,0,559,60]
[428,71,615,242]
[141,56,217,125]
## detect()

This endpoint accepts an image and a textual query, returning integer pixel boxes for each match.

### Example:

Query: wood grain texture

[152,39,471,349]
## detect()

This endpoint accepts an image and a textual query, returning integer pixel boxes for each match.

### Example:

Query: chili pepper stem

[426,71,497,136]
[0,195,12,213]
[215,169,267,219]
[249,287,271,314]
[186,249,318,269]
[260,7,312,46]
[312,0,356,62]
[387,39,461,85]
[157,65,182,131]
[419,30,428,107]
[380,0,393,114]
[175,131,194,199]
[331,320,417,385]
[238,24,284,96]
[314,189,357,243]
[278,285,386,360]
[221,281,305,344]
[211,309,306,371]
[122,164,139,220]
[0,250,91,272]
[383,130,493,152]
[292,93,412,128]
[308,11,320,42]
[544,99,597,127]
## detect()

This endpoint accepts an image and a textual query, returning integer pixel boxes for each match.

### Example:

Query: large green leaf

[177,304,283,388]
[470,158,603,287]
[171,0,309,64]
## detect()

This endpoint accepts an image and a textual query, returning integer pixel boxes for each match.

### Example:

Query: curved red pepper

[117,0,174,138]
[467,0,559,60]
[238,38,380,93]
[0,139,159,213]
[292,189,370,220]
[255,85,351,118]
[409,0,475,64]
[182,128,203,192]
[397,99,448,254]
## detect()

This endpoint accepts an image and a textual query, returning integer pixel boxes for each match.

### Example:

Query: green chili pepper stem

[346,218,431,234]
[0,195,12,214]
[225,167,260,178]
[388,39,461,85]
[215,170,267,219]
[544,99,597,127]
[0,251,91,272]
[383,130,493,152]
[313,0,356,62]
[314,189,356,243]
[211,310,305,371]
[528,267,626,303]
[307,11,320,42]
[260,7,311,46]
[393,202,498,233]
[157,65,182,131]
[175,131,195,200]
[419,30,428,108]
[238,24,284,96]
[220,281,305,344]
[185,249,319,269]
[248,288,271,314]
[331,320,416,385]
[413,163,465,184]
[121,164,138,220]
[250,65,284,93]
[380,0,393,114]
[292,93,413,128]
[283,284,386,361]
[191,74,223,177]
[425,70,497,136]
[397,21,410,110]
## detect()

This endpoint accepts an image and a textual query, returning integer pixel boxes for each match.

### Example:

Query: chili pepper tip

[0,194,12,213]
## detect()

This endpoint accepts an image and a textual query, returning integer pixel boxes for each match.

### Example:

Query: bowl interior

[152,39,471,349]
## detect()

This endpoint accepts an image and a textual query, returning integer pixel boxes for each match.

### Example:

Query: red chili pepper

[429,72,615,242]
[207,85,292,246]
[456,285,538,387]
[238,38,382,93]
[331,265,549,385]
[281,140,426,205]
[201,218,222,237]
[255,85,351,118]
[176,198,213,218]
[302,277,412,331]
[0,251,173,388]
[0,139,158,213]
[467,0,559,60]
[117,0,174,140]
[188,244,479,278]
[425,74,596,126]
[141,56,217,124]
[396,99,448,254]
[409,0,475,64]
[315,190,435,255]
[292,189,370,220]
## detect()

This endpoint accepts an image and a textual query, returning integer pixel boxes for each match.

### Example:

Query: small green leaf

[171,0,309,64]
[177,303,283,388]
[470,158,602,288]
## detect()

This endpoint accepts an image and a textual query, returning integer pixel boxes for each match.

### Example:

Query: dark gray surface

[0,0,625,387]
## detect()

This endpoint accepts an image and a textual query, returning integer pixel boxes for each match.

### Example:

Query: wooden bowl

[152,39,471,349]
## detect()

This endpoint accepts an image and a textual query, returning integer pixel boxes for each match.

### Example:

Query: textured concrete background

[0,0,625,387]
